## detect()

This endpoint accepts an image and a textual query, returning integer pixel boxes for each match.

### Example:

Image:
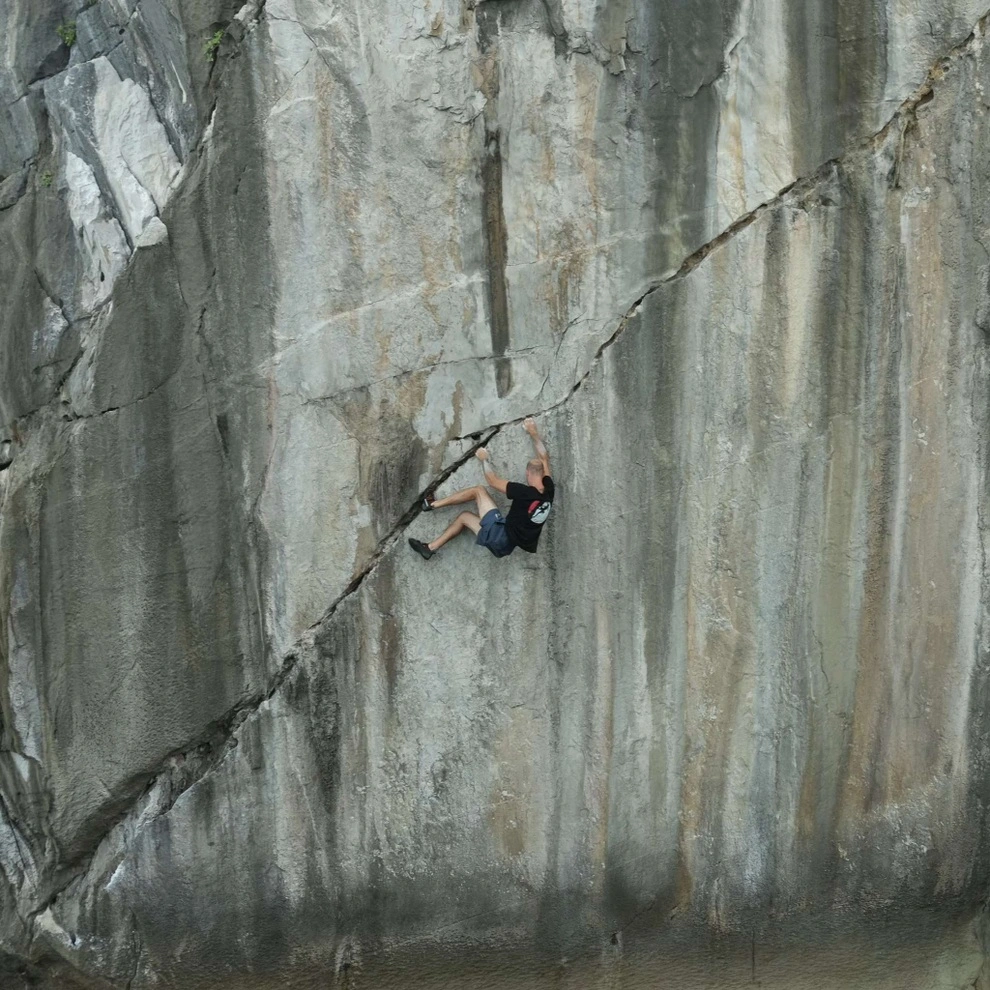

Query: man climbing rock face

[409,418,554,560]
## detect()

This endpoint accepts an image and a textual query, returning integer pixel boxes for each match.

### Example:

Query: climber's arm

[524,418,550,476]
[475,447,509,494]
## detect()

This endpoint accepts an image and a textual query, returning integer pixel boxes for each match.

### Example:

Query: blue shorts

[475,508,515,558]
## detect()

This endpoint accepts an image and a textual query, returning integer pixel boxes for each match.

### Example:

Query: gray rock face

[2,0,990,986]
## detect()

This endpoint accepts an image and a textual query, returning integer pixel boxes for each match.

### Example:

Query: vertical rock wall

[1,0,990,986]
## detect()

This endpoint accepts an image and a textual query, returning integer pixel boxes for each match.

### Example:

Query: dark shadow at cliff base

[23,906,989,990]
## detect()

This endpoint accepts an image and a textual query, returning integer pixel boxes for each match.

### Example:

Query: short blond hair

[527,458,544,474]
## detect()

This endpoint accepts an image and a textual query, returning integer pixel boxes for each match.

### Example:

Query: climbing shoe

[408,538,434,560]
[422,495,435,511]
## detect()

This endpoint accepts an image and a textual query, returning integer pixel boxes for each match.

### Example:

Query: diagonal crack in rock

[26,428,501,933]
[460,2,990,437]
[22,0,990,940]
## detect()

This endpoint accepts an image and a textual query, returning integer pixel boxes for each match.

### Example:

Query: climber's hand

[475,447,489,461]
[523,417,537,436]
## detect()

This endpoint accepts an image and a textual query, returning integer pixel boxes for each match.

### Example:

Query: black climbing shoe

[422,495,435,511]
[408,538,435,560]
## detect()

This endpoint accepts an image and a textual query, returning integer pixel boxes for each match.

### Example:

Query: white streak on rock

[89,57,180,241]
[32,297,68,361]
[64,151,130,311]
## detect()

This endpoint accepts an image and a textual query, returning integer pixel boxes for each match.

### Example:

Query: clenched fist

[475,447,490,461]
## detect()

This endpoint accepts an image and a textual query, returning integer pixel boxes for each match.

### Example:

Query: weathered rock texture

[2,0,990,986]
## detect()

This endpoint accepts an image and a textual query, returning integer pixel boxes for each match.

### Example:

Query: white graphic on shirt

[531,501,551,525]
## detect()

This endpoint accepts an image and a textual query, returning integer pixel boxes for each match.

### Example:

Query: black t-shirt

[504,476,555,552]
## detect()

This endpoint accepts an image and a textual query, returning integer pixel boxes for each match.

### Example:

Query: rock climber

[408,417,554,560]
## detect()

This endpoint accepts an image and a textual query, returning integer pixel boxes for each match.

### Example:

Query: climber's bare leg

[409,486,496,558]
[428,511,481,552]
[431,485,497,518]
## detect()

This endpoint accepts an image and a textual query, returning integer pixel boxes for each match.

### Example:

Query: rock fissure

[25,667,298,937]
[0,789,33,887]
[0,0,267,441]
[269,53,317,112]
[17,0,990,791]
[469,0,990,437]
[189,266,224,445]
[538,0,568,53]
[0,180,29,212]
[31,270,70,331]
[59,363,184,423]
[248,422,278,524]
[5,0,990,979]
[481,126,512,397]
[23,427,500,936]
[25,0,979,447]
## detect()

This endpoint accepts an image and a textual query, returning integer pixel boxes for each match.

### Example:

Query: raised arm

[524,418,550,476]
[475,447,508,494]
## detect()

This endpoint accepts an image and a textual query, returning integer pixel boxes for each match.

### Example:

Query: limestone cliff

[2,0,990,987]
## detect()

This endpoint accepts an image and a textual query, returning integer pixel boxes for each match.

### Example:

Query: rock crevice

[3,0,990,986]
